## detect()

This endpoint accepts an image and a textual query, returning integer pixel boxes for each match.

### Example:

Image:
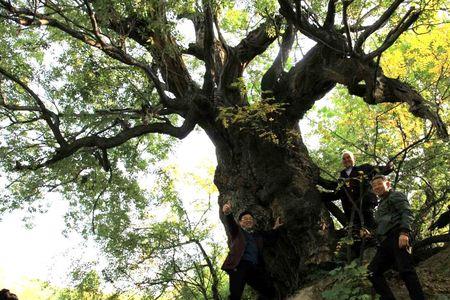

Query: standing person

[330,150,394,229]
[221,201,283,300]
[368,175,425,300]
[321,151,394,259]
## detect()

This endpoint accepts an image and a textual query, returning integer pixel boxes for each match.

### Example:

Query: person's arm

[380,161,394,175]
[261,217,285,241]
[318,176,338,190]
[221,202,239,237]
[272,217,283,230]
[392,192,414,249]
[361,161,394,175]
[358,163,376,175]
[392,192,414,233]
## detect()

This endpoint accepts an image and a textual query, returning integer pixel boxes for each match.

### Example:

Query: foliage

[321,261,373,300]
[53,270,105,300]
[306,21,450,239]
[88,163,227,299]
[217,101,286,144]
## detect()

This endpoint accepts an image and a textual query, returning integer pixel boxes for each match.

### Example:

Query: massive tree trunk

[196,41,343,295]
[209,122,334,294]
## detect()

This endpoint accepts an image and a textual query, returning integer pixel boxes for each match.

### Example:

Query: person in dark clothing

[221,201,283,300]
[323,151,394,229]
[367,175,425,300]
[0,289,18,300]
[322,151,394,259]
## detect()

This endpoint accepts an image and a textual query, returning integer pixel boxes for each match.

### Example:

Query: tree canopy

[0,0,449,298]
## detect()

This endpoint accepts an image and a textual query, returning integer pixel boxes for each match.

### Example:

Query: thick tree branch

[218,16,282,106]
[213,13,229,54]
[183,43,205,61]
[261,23,295,93]
[323,0,336,29]
[278,0,345,53]
[217,17,284,106]
[212,14,228,82]
[15,115,197,171]
[278,44,337,118]
[342,0,354,55]
[364,8,420,60]
[354,0,405,53]
[414,234,450,249]
[181,10,227,88]
[102,3,194,100]
[234,16,282,65]
[323,58,449,139]
[380,77,448,139]
[202,0,215,96]
[83,0,106,47]
[324,202,347,227]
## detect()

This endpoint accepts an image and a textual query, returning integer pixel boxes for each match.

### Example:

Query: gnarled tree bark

[0,0,448,297]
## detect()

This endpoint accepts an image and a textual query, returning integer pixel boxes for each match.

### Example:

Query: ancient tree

[0,0,447,296]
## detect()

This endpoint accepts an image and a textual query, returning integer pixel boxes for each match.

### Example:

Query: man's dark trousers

[228,260,276,300]
[368,230,425,300]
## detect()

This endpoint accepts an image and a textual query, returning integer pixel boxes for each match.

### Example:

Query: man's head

[371,175,391,196]
[342,150,355,168]
[238,211,255,230]
[0,289,18,300]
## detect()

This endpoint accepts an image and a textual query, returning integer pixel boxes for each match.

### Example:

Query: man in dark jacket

[323,151,394,229]
[367,175,425,300]
[221,201,283,300]
[321,151,394,260]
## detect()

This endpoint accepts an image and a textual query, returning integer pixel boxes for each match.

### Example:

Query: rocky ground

[289,245,450,300]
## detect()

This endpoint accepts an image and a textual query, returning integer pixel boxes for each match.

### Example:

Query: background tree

[0,0,448,297]
[307,20,450,261]
[95,166,226,299]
